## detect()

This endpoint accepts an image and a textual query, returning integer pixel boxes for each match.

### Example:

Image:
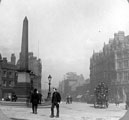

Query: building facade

[0,54,18,100]
[0,51,42,100]
[58,72,87,100]
[90,31,129,102]
[28,52,42,92]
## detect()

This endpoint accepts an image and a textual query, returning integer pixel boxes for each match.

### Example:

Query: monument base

[14,72,31,101]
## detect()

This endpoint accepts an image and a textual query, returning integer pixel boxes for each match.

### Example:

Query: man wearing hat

[50,87,61,118]
[30,88,39,114]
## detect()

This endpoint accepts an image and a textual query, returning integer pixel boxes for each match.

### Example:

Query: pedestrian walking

[70,96,72,104]
[30,89,39,114]
[50,88,61,118]
[38,92,42,104]
[115,95,120,106]
[66,96,69,104]
[11,93,17,102]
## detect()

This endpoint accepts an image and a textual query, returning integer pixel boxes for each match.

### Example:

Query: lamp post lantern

[48,74,52,99]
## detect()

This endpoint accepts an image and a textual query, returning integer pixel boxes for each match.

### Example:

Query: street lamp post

[48,75,52,99]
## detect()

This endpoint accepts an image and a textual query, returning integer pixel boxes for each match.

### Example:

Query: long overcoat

[52,92,61,104]
[31,93,39,105]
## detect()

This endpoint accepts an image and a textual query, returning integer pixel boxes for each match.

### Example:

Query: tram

[94,82,109,108]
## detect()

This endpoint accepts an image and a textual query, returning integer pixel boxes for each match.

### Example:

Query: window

[2,80,6,87]
[3,71,7,77]
[8,72,13,78]
[117,72,123,82]
[117,60,123,69]
[8,81,11,86]
[8,81,14,87]
[15,72,18,77]
[124,71,128,81]
[123,52,129,58]
[124,60,128,68]
[117,52,122,59]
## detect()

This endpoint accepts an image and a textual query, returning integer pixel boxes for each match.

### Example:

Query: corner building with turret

[90,31,129,102]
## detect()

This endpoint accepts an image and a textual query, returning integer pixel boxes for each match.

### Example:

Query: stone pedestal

[17,72,30,83]
[14,72,31,101]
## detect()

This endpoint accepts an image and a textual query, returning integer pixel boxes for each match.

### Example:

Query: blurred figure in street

[66,95,72,104]
[115,95,120,106]
[30,88,39,114]
[50,88,61,118]
[11,93,17,102]
[38,92,42,104]
[66,96,69,104]
[70,96,72,104]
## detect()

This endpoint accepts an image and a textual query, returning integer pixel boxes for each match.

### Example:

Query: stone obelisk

[14,17,31,101]
[20,16,28,71]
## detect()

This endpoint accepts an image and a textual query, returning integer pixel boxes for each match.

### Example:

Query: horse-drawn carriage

[94,82,109,108]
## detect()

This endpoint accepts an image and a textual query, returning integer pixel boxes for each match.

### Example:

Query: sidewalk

[0,101,53,120]
[0,101,78,120]
[0,105,81,120]
[0,109,10,120]
[0,104,54,120]
[0,102,126,120]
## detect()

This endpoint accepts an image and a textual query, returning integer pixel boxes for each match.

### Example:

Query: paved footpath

[0,109,10,120]
[0,102,127,120]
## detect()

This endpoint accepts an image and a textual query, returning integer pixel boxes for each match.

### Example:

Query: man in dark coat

[50,88,61,118]
[30,89,39,114]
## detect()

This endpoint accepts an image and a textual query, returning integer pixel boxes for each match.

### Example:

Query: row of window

[1,71,17,78]
[117,71,129,82]
[117,60,129,69]
[116,52,129,59]
[2,80,14,87]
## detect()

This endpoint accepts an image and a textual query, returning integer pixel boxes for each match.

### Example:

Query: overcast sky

[0,0,129,88]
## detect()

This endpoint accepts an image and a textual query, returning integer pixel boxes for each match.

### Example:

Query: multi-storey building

[0,54,18,100]
[90,31,129,102]
[0,51,42,100]
[58,72,86,100]
[28,52,42,92]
